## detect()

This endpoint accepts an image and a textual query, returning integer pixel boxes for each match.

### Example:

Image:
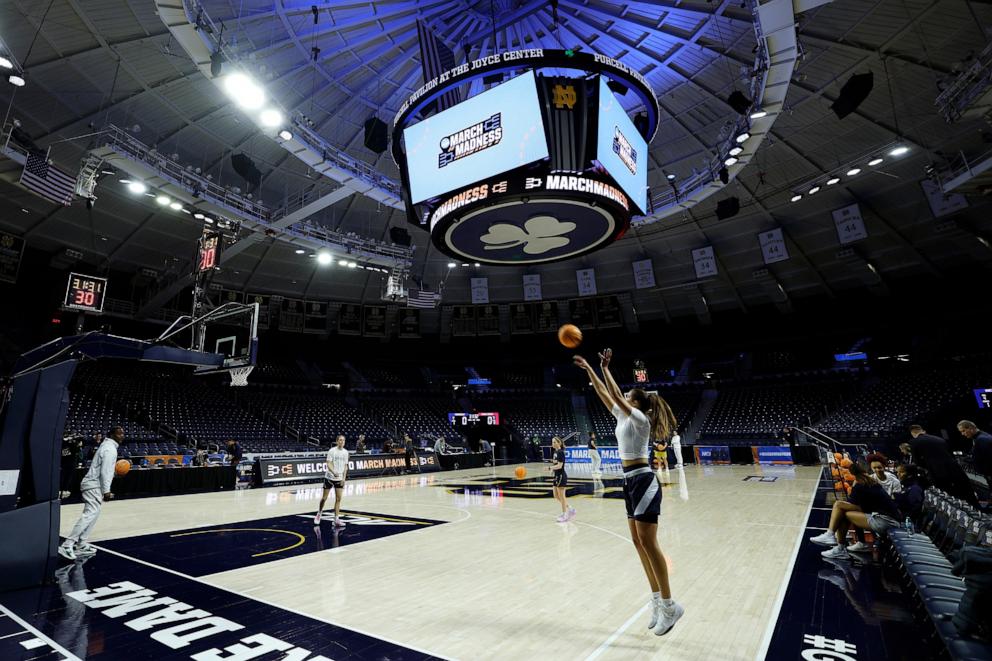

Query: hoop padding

[229,365,254,387]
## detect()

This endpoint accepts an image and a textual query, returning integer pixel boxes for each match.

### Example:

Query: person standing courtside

[670,429,683,468]
[315,435,349,527]
[957,420,992,500]
[58,426,123,560]
[60,432,83,499]
[907,425,978,506]
[588,431,602,474]
[225,439,243,488]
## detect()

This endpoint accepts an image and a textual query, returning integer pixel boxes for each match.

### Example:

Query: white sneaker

[809,531,837,546]
[654,602,684,636]
[821,545,851,560]
[555,513,568,523]
[333,518,346,528]
[74,542,97,556]
[647,600,661,629]
[313,513,321,525]
[846,541,871,553]
[58,543,76,561]
[566,507,576,521]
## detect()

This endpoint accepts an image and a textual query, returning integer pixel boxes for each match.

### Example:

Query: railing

[935,38,992,123]
[798,426,870,459]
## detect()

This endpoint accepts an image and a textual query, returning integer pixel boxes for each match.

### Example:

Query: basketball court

[1,463,821,661]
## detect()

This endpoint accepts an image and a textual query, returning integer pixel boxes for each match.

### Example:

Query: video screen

[596,75,649,214]
[974,388,992,409]
[403,70,549,205]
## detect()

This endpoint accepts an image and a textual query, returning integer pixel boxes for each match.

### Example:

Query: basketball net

[229,365,254,387]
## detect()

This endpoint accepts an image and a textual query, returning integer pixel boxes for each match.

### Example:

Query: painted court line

[0,604,81,661]
[584,602,653,661]
[753,466,823,661]
[92,545,454,661]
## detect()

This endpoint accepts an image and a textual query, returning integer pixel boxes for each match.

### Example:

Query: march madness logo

[612,126,637,175]
[439,113,502,167]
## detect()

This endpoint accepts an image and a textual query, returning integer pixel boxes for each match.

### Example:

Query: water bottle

[903,517,914,534]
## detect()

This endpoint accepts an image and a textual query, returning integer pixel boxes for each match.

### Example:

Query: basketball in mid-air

[514,466,527,479]
[115,459,132,476]
[558,324,582,349]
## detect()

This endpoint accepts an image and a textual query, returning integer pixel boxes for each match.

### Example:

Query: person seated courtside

[810,461,902,559]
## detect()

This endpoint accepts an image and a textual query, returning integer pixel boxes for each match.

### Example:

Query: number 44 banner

[832,203,868,245]
[758,228,789,265]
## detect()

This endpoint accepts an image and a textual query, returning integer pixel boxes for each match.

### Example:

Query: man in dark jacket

[958,420,992,500]
[909,425,978,506]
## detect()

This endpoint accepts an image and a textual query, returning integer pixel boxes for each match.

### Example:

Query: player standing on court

[315,435,349,527]
[59,426,123,560]
[549,436,575,522]
[574,349,684,636]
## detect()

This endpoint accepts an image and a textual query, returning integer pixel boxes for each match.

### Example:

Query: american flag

[20,153,75,206]
[407,288,437,309]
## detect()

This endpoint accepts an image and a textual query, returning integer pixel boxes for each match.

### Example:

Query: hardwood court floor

[58,462,821,661]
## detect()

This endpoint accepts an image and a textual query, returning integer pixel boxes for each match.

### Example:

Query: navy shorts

[553,471,568,487]
[322,477,345,490]
[624,465,661,523]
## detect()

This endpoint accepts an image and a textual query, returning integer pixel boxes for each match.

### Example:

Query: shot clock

[64,272,107,313]
[197,231,222,273]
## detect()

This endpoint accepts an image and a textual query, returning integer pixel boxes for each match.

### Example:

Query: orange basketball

[844,483,853,495]
[834,481,844,491]
[115,459,131,476]
[844,473,855,484]
[558,324,582,349]
[514,466,527,479]
[840,457,853,468]
[831,468,840,479]
[833,452,843,463]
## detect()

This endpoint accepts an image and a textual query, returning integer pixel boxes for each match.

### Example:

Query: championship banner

[0,231,25,284]
[632,258,655,289]
[451,305,476,336]
[219,289,245,305]
[523,274,542,301]
[534,301,559,333]
[363,306,387,337]
[692,246,718,279]
[397,308,421,338]
[694,445,730,465]
[256,451,440,485]
[337,303,362,335]
[247,293,271,329]
[752,446,794,465]
[831,203,868,245]
[304,301,328,334]
[576,267,597,296]
[758,228,789,265]
[280,298,304,332]
[470,277,489,304]
[510,303,534,334]
[563,447,622,464]
[595,295,623,328]
[477,304,499,335]
[920,178,968,218]
[569,298,595,327]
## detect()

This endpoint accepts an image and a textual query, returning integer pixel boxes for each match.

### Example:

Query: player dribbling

[315,434,349,527]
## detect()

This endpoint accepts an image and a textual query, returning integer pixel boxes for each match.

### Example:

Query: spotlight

[727,91,752,115]
[868,158,884,166]
[223,73,265,110]
[203,217,214,224]
[826,176,841,185]
[169,201,183,211]
[156,194,171,206]
[295,249,305,255]
[317,252,333,265]
[127,181,148,194]
[347,261,357,268]
[846,168,861,176]
[338,259,348,266]
[447,262,456,268]
[461,263,469,267]
[666,173,676,181]
[193,212,204,219]
[724,156,738,166]
[735,131,750,144]
[0,57,12,69]
[728,146,743,157]
[8,74,25,87]
[790,194,802,202]
[260,108,283,127]
[749,109,768,120]
[888,146,909,157]
[808,185,821,195]
[278,129,293,141]
[474,262,480,267]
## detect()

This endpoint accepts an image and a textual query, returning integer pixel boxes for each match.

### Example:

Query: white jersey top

[612,404,651,460]
[80,439,119,493]
[325,447,349,481]
[873,471,903,496]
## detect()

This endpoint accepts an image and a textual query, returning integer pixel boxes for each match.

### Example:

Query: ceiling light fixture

[295,249,305,255]
[223,72,266,110]
[338,259,348,266]
[203,217,214,224]
[193,212,204,220]
[728,146,743,157]
[8,74,25,87]
[260,109,283,127]
[735,131,751,144]
[826,176,841,185]
[127,181,148,195]
[317,252,333,265]
[278,129,293,141]
[888,146,909,157]
[749,109,768,120]
[790,194,802,202]
[347,261,357,268]
[665,173,676,181]
[169,201,183,211]
[808,185,821,195]
[447,262,456,268]
[846,168,861,176]
[474,262,481,267]
[156,195,171,205]
[0,57,13,69]
[724,156,738,166]
[868,158,883,166]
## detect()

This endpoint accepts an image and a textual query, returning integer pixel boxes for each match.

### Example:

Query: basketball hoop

[228,365,254,387]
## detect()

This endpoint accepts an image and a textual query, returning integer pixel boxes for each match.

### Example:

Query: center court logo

[439,113,502,167]
[612,126,637,175]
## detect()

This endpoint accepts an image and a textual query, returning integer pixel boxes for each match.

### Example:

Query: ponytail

[630,389,678,441]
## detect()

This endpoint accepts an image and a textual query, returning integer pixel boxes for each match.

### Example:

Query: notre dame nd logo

[552,84,576,110]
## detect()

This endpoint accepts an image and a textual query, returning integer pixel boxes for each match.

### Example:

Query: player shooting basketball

[59,426,124,561]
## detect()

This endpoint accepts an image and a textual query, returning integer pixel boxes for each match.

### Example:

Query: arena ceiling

[1,0,991,321]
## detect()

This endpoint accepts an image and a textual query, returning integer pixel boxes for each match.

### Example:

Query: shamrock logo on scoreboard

[480,216,576,255]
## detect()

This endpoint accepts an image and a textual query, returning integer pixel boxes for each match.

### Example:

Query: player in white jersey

[315,435,349,527]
